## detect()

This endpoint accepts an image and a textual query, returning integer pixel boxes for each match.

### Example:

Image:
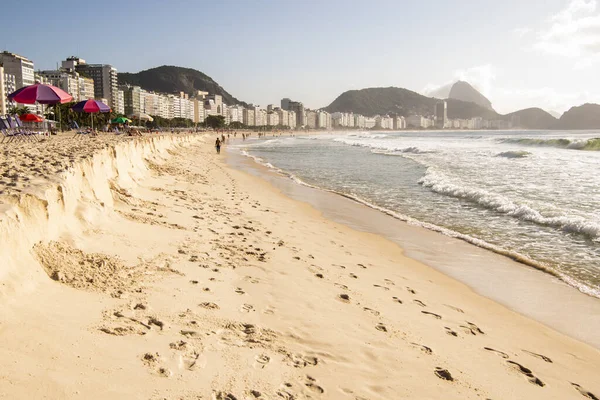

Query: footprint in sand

[241,304,254,313]
[444,304,464,313]
[373,284,390,291]
[406,287,417,294]
[253,354,270,369]
[392,296,403,304]
[421,311,442,319]
[571,383,599,400]
[142,352,172,377]
[349,273,358,279]
[434,367,454,381]
[315,273,324,279]
[411,343,433,354]
[384,279,395,286]
[375,323,388,332]
[363,307,381,316]
[235,287,245,295]
[338,294,351,302]
[413,299,426,307]
[522,349,552,363]
[484,347,509,359]
[213,391,238,400]
[445,327,458,337]
[334,283,349,290]
[304,375,325,394]
[460,322,484,335]
[506,360,545,387]
[199,302,220,310]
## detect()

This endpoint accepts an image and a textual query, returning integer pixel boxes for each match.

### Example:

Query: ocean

[233,130,600,299]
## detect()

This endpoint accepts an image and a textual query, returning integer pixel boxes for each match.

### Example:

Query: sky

[1,0,599,114]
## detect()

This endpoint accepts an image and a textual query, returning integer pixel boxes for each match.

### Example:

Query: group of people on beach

[215,131,253,154]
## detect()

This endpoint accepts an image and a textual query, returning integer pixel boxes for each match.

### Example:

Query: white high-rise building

[0,51,34,90]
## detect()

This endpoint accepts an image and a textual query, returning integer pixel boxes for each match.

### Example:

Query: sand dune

[0,134,598,399]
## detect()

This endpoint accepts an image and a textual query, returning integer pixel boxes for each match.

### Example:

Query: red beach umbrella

[19,113,44,122]
[7,83,73,104]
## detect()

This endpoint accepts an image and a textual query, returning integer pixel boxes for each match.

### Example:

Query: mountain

[554,103,600,129]
[322,86,570,129]
[118,65,247,106]
[448,81,494,111]
[323,86,498,120]
[505,108,557,129]
[428,82,453,99]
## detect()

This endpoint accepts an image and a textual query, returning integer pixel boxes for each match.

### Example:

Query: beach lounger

[72,121,96,138]
[0,116,23,143]
[13,115,43,141]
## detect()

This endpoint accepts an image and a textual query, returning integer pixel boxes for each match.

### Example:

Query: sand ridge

[0,135,598,399]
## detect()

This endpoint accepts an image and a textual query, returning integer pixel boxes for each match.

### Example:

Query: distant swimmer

[215,138,221,154]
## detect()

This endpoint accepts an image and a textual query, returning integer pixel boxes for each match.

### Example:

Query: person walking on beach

[215,138,221,154]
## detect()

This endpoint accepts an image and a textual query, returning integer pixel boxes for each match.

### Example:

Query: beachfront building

[435,100,447,129]
[0,52,35,90]
[0,51,35,112]
[364,117,377,129]
[306,110,317,129]
[228,104,244,124]
[79,76,94,101]
[204,94,223,116]
[354,114,366,128]
[38,70,81,100]
[277,109,289,127]
[282,98,306,127]
[267,111,280,126]
[115,89,125,115]
[375,115,394,129]
[243,108,255,126]
[71,58,119,111]
[393,116,406,130]
[122,85,145,117]
[0,66,16,115]
[255,107,267,126]
[172,92,194,120]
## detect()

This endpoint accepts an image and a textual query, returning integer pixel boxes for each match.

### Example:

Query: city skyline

[1,0,599,114]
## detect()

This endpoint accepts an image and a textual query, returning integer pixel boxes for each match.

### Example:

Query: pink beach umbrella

[8,83,73,104]
[70,99,111,131]
[8,84,73,131]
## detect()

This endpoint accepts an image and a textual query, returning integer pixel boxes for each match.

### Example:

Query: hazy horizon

[2,0,599,114]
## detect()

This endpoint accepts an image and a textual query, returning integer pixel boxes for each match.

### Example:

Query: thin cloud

[534,0,600,66]
[513,27,533,37]
[423,65,496,98]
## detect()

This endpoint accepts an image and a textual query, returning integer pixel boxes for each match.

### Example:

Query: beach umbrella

[8,83,73,131]
[19,113,44,122]
[8,83,72,105]
[111,116,131,124]
[71,99,110,131]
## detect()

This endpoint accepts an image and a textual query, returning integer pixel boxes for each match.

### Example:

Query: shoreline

[0,135,599,398]
[227,140,600,350]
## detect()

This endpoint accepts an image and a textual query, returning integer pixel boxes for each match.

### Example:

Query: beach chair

[13,115,43,141]
[72,121,94,138]
[0,116,22,143]
[4,115,30,142]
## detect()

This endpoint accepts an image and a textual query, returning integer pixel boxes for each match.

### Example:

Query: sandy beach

[0,133,599,399]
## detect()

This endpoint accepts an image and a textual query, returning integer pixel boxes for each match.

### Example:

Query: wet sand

[227,147,600,350]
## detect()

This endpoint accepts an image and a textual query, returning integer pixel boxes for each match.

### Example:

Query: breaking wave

[500,137,600,150]
[418,170,600,239]
[334,138,433,154]
[496,150,532,158]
